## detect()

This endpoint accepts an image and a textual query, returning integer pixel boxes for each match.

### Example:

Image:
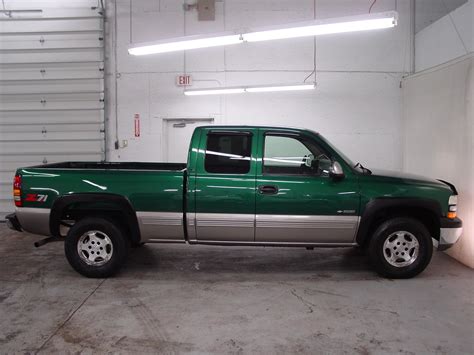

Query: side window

[205,133,252,174]
[263,134,331,176]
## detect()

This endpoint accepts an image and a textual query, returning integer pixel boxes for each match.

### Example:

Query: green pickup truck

[6,126,462,279]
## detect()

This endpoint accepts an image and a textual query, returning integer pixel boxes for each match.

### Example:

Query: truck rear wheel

[368,217,433,279]
[65,217,129,278]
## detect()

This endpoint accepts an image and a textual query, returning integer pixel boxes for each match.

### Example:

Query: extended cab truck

[6,126,462,278]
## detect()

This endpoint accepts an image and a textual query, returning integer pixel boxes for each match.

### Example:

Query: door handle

[258,185,279,194]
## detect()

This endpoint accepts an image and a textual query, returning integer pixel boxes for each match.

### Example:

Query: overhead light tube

[184,83,316,96]
[129,11,397,56]
[184,87,246,96]
[246,84,315,92]
[244,13,397,42]
[129,33,243,56]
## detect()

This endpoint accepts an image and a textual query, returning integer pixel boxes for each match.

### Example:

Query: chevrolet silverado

[6,126,462,278]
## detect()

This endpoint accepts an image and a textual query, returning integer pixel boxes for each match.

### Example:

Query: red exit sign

[176,75,192,86]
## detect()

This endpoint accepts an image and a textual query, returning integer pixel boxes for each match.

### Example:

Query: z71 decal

[25,194,48,202]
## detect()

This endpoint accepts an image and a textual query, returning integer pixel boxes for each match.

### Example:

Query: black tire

[368,217,433,279]
[65,217,129,278]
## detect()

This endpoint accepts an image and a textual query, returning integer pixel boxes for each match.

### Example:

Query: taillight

[13,175,22,207]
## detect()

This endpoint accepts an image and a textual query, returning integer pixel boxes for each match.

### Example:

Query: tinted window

[263,135,331,176]
[205,133,252,174]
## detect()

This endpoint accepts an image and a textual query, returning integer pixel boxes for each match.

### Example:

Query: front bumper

[438,217,462,251]
[5,213,22,232]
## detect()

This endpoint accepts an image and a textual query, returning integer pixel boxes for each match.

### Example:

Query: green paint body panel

[358,170,453,216]
[18,168,184,212]
[16,125,454,224]
[254,128,360,216]
[191,127,259,215]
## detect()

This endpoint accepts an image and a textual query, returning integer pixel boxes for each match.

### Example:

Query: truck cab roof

[195,125,319,135]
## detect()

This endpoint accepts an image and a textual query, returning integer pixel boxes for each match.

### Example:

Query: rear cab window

[204,132,252,174]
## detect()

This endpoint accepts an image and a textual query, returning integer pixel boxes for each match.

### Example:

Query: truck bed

[28,161,187,171]
[17,162,186,220]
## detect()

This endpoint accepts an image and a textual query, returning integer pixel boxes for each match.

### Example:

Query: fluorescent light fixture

[246,84,315,92]
[129,11,397,56]
[184,83,316,96]
[244,13,397,42]
[184,87,246,96]
[128,33,242,56]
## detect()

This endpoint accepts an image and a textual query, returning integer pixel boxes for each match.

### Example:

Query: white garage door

[0,1,105,219]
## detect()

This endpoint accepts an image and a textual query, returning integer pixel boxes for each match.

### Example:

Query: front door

[255,129,360,244]
[193,128,257,242]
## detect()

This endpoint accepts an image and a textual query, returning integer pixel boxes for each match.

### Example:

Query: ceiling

[415,0,468,33]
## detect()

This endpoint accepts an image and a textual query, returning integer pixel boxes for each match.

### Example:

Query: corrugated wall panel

[0,1,105,219]
[0,62,103,80]
[0,109,103,124]
[0,50,103,64]
[0,79,103,94]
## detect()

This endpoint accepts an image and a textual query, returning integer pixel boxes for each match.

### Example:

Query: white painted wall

[402,56,473,268]
[105,0,412,170]
[99,0,474,267]
[415,0,473,71]
[404,1,474,268]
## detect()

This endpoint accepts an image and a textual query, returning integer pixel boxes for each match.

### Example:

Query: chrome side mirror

[329,161,344,179]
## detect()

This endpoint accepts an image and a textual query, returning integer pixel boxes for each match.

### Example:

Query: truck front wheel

[65,217,129,278]
[368,217,433,279]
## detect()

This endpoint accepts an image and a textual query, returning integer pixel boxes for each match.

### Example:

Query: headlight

[449,195,458,205]
[447,195,458,219]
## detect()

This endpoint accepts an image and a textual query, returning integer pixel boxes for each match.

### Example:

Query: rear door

[191,128,257,242]
[255,129,360,244]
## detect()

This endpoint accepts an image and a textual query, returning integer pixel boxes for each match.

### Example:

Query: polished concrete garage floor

[0,224,473,354]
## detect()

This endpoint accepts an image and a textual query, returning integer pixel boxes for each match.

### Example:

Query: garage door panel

[0,91,102,103]
[0,183,13,199]
[0,62,103,80]
[0,101,104,111]
[0,141,104,155]
[0,153,103,170]
[0,123,101,134]
[0,33,99,41]
[0,49,103,64]
[0,201,14,216]
[0,18,102,34]
[0,110,103,124]
[0,130,103,142]
[0,32,102,51]
[0,2,105,219]
[0,7,100,18]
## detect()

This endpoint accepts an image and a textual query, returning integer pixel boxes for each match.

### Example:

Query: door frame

[189,127,259,243]
[161,117,214,162]
[254,127,361,244]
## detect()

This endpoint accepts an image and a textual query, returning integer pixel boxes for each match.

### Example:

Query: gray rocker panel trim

[194,213,255,242]
[136,211,184,242]
[188,213,360,244]
[256,214,360,243]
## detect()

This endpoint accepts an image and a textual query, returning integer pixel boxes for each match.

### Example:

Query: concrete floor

[0,224,473,354]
